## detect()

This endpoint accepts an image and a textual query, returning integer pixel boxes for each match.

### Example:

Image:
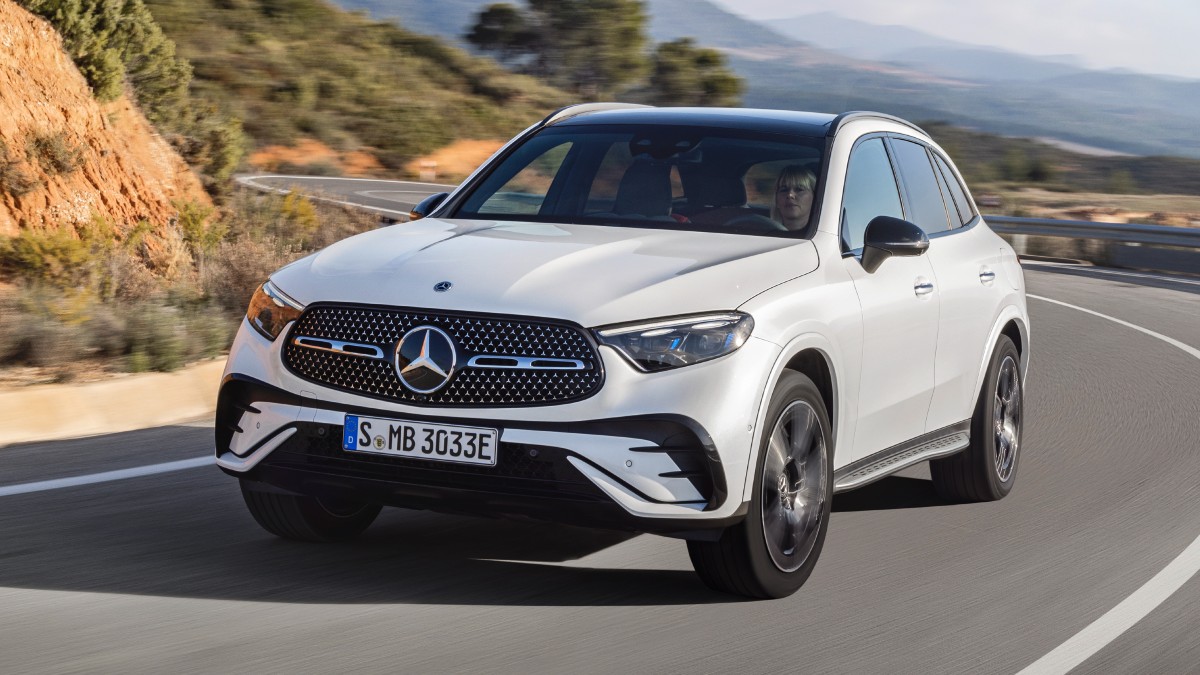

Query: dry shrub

[125,304,186,372]
[17,317,89,369]
[0,138,40,197]
[182,309,237,358]
[307,201,379,250]
[0,293,23,362]
[140,226,194,281]
[28,131,84,176]
[204,236,301,312]
[101,248,162,303]
[85,306,128,357]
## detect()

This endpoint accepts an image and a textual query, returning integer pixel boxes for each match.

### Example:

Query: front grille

[283,305,604,407]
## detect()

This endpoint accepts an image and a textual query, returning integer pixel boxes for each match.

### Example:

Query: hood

[271,218,819,327]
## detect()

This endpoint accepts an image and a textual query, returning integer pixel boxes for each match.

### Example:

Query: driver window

[841,138,903,251]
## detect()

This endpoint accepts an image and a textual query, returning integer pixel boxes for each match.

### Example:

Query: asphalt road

[236,175,458,220]
[3,185,1200,672]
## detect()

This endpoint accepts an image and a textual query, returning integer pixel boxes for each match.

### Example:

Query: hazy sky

[710,0,1200,80]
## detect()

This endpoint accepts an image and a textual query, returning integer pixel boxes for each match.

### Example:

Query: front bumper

[217,318,781,534]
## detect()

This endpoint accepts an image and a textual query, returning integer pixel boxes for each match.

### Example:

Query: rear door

[889,138,1007,433]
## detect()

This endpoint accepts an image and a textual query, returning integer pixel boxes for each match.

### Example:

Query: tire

[930,335,1023,502]
[240,479,382,542]
[688,371,833,599]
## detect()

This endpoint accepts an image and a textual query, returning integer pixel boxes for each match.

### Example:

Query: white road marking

[0,456,212,497]
[1029,294,1200,361]
[236,178,413,218]
[245,175,455,189]
[1019,295,1200,675]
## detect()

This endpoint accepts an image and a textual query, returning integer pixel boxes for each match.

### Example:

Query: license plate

[343,415,499,466]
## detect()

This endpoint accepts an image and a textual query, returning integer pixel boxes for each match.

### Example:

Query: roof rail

[827,111,927,138]
[540,102,652,127]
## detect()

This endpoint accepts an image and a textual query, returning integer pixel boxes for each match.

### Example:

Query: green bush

[175,200,223,255]
[0,228,96,286]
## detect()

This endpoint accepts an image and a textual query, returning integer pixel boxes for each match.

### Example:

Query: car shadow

[832,476,947,512]
[0,425,736,607]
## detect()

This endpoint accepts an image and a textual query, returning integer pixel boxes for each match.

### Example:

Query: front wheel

[930,335,1023,502]
[240,479,382,542]
[688,371,832,599]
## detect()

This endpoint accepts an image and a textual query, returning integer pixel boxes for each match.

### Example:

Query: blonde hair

[770,165,816,225]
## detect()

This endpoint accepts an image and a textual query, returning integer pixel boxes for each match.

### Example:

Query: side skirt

[833,421,971,493]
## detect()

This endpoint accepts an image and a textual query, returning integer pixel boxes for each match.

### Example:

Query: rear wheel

[240,479,381,542]
[930,335,1023,502]
[688,371,832,598]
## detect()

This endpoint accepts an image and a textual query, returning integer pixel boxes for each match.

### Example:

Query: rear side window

[932,153,975,226]
[841,137,903,251]
[891,139,951,235]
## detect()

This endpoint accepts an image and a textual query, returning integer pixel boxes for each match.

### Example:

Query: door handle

[914,278,935,296]
[979,267,996,286]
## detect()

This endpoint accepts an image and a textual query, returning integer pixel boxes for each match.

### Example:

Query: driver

[771,165,816,232]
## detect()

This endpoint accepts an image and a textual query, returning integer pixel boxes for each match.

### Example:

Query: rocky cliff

[0,0,209,237]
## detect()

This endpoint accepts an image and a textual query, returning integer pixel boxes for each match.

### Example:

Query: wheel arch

[742,333,848,502]
[973,305,1030,405]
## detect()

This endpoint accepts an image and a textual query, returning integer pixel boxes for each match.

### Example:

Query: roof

[546,105,927,139]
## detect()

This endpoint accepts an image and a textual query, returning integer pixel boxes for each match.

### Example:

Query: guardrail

[986,215,1200,275]
[986,216,1200,249]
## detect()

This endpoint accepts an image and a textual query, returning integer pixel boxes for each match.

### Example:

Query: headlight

[595,312,754,372]
[246,280,304,341]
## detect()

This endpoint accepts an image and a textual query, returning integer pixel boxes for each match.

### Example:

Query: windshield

[452,124,826,237]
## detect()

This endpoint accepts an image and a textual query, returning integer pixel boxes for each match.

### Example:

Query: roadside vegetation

[138,0,567,174]
[0,191,376,383]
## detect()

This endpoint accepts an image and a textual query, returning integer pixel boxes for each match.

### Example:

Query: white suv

[218,104,1029,598]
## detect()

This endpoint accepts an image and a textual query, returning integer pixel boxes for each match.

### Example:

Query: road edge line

[1017,294,1200,674]
[0,456,213,497]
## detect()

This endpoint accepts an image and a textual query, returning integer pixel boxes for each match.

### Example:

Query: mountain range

[332,0,1200,159]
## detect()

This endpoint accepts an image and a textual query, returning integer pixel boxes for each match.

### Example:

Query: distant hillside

[925,122,1200,198]
[772,12,1086,81]
[333,0,1200,161]
[141,0,568,171]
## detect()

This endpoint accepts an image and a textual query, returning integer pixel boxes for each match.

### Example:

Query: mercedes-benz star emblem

[433,281,452,292]
[395,326,457,394]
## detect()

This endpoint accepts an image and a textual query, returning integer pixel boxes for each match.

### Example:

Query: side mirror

[409,192,449,221]
[860,216,929,273]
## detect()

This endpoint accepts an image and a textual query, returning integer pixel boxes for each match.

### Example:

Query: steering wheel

[724,213,788,232]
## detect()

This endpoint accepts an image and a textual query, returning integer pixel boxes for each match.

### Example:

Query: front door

[840,137,940,462]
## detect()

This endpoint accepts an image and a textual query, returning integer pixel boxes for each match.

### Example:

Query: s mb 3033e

[218,104,1030,598]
